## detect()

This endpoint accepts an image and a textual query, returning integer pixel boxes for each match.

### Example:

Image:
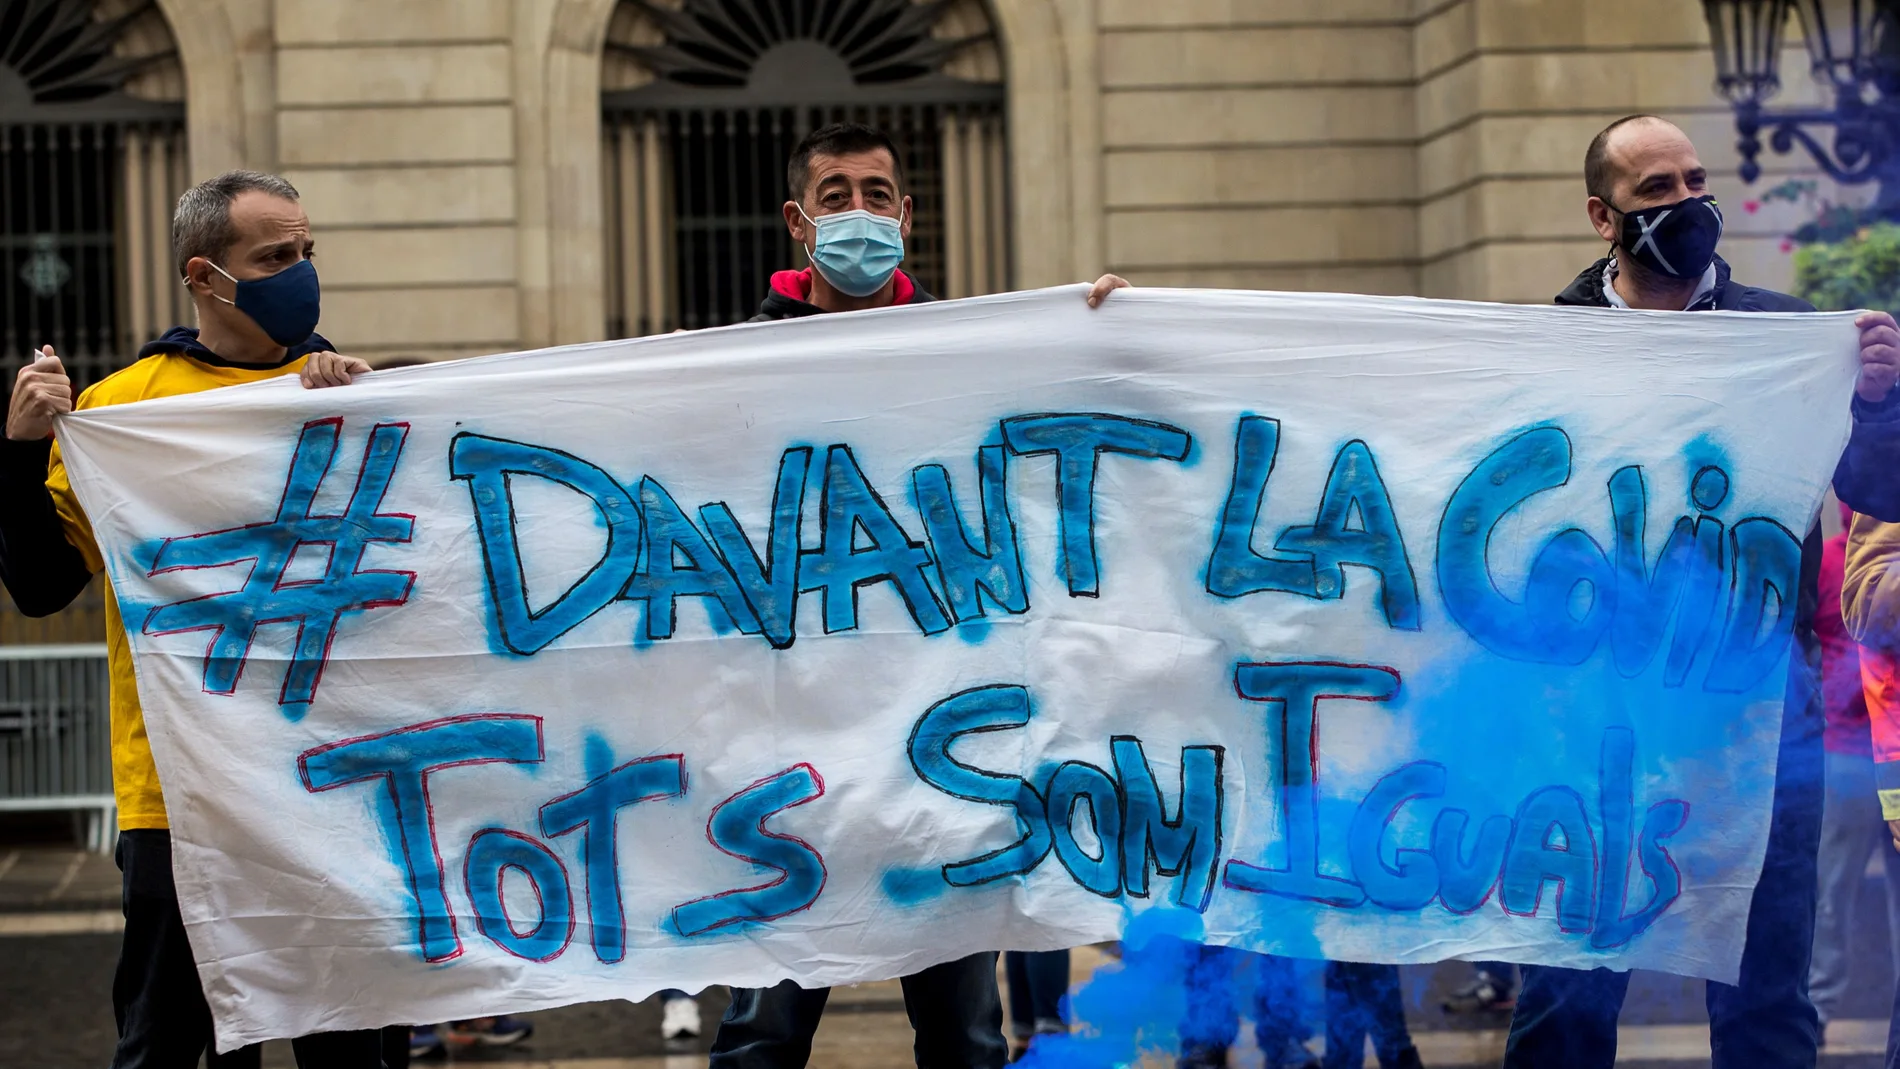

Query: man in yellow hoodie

[0,171,380,1067]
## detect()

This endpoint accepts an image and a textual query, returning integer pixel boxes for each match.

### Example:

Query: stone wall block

[322,286,520,349]
[284,165,517,226]
[1104,87,1415,147]
[1100,27,1412,88]
[277,105,515,166]
[276,44,512,106]
[274,0,512,45]
[1108,205,1418,267]
[1099,0,1410,28]
[314,226,518,286]
[1106,145,1417,208]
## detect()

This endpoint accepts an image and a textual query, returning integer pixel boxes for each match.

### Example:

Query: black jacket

[748,269,935,322]
[0,329,335,617]
[1556,254,1812,314]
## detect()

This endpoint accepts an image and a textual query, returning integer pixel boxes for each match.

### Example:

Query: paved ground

[3,840,1895,1068]
[0,842,120,913]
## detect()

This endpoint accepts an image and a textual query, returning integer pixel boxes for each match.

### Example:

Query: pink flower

[1779,238,1795,254]
[1744,200,1761,214]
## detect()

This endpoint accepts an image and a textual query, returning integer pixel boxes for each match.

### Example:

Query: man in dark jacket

[712,120,1008,1069]
[1503,114,1900,1069]
[745,121,935,324]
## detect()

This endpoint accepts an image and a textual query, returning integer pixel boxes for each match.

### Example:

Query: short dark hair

[1584,115,1667,202]
[786,122,904,201]
[173,170,301,278]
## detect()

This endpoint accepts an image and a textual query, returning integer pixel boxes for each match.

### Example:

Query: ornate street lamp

[1704,0,1900,215]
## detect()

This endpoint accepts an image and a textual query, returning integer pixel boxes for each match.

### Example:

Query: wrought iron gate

[1,0,184,644]
[601,0,1008,335]
[1,0,187,396]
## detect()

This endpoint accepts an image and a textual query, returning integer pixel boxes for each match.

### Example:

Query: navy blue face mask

[1606,194,1723,280]
[207,258,321,347]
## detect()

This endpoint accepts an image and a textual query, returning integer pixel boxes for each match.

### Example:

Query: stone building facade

[0,0,1851,373]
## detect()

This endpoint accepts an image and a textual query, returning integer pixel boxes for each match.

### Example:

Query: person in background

[1441,962,1518,1016]
[1838,503,1900,1068]
[0,170,380,1068]
[660,987,702,1046]
[1004,950,1069,1060]
[1811,501,1900,1043]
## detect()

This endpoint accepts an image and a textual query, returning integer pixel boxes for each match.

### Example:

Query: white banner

[57,288,1856,1048]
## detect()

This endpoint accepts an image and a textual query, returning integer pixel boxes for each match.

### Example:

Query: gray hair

[172,170,301,278]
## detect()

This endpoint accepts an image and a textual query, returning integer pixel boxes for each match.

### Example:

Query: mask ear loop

[181,260,241,308]
[795,204,823,268]
[1599,198,1630,263]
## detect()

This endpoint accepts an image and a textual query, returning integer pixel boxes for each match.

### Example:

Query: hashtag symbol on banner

[141,418,416,713]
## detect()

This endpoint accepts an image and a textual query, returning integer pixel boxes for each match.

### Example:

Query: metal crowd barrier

[0,643,115,852]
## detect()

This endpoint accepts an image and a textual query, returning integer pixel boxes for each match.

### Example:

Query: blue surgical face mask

[799,206,906,298]
[206,257,321,347]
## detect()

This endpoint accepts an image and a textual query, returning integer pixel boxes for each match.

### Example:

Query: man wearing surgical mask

[749,121,927,322]
[752,121,1123,325]
[0,170,381,1068]
[711,121,1011,1069]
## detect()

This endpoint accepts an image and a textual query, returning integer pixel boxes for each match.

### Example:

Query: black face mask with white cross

[1608,194,1724,280]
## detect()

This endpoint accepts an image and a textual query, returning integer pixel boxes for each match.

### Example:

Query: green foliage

[1751,178,1879,246]
[1792,222,1900,312]
[1752,177,1900,310]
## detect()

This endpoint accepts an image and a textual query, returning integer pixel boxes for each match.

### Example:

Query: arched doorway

[1,0,186,394]
[600,0,1007,334]
[0,0,182,645]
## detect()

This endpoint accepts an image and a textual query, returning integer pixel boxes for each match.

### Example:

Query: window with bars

[600,0,1008,336]
[0,0,185,645]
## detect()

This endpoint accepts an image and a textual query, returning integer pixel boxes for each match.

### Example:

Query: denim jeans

[1004,950,1069,1038]
[709,952,1006,1068]
[1811,749,1900,1026]
[1503,682,1825,1069]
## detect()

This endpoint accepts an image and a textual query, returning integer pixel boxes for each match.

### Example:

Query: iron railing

[0,116,188,394]
[602,99,1005,334]
[0,110,185,651]
[0,643,114,851]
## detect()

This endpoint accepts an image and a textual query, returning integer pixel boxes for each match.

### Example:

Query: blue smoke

[1018,908,1211,1068]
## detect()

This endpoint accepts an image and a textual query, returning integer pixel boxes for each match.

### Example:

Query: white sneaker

[661,996,701,1040]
